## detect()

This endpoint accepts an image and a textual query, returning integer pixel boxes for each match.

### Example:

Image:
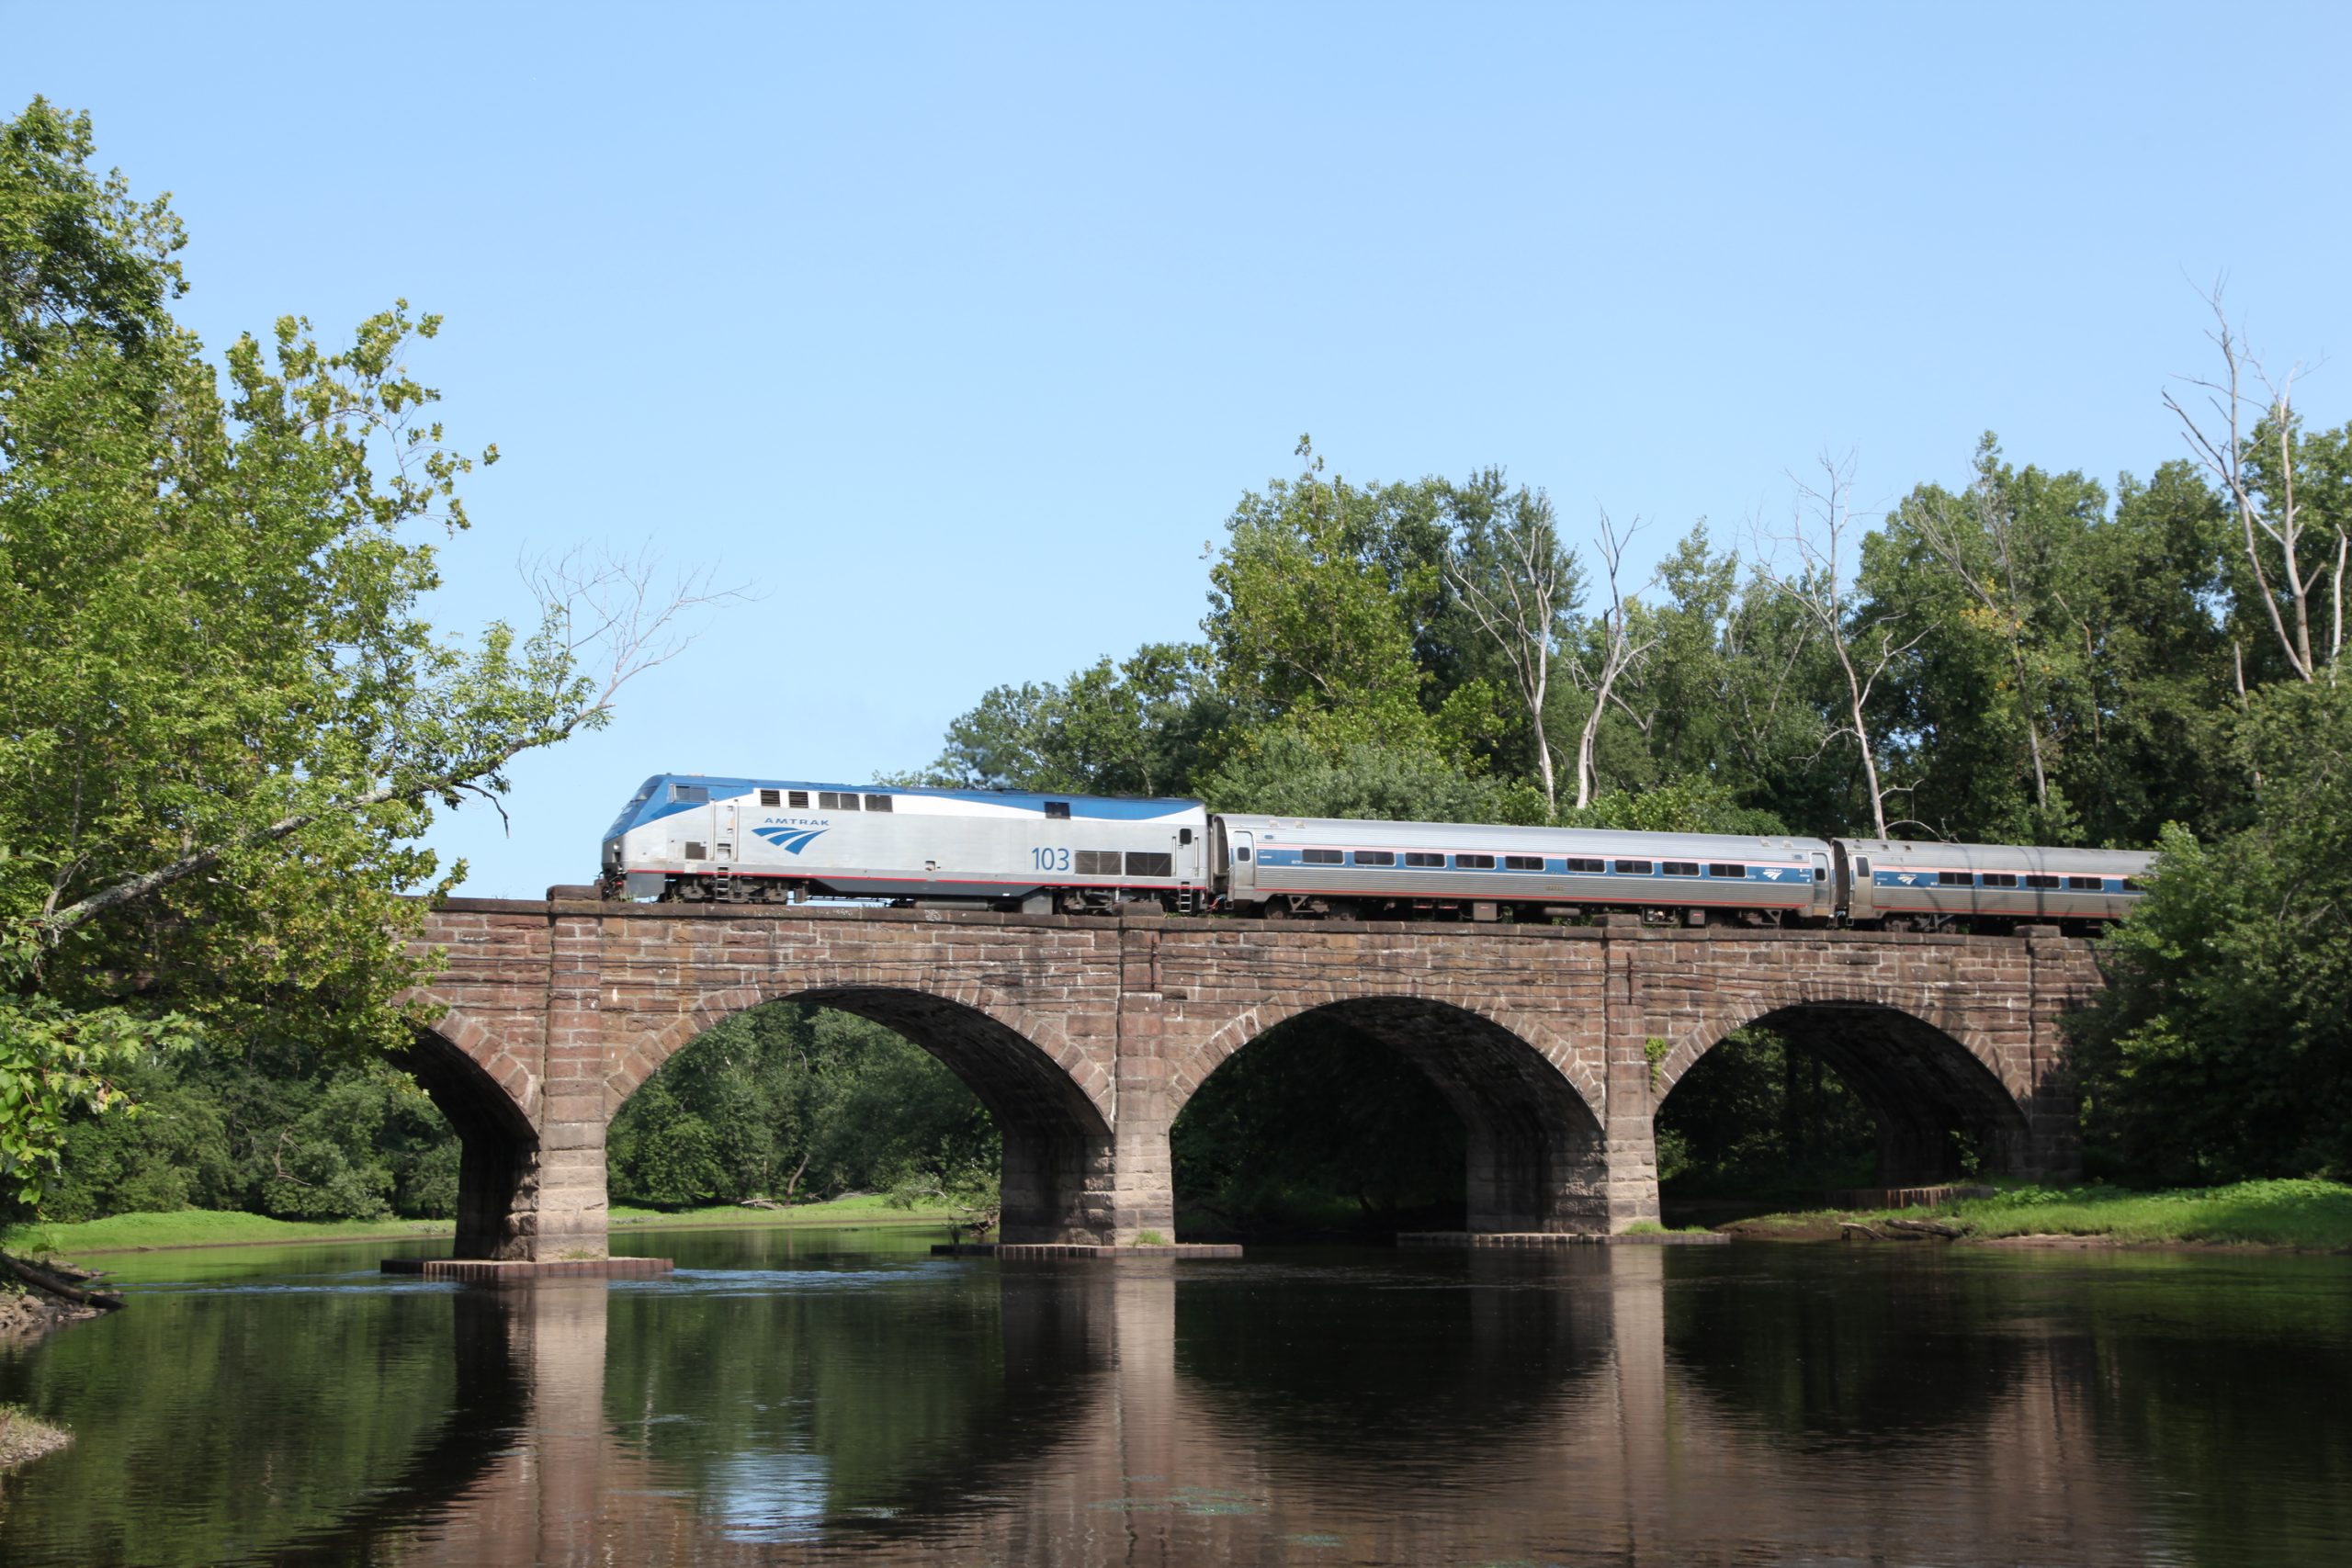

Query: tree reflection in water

[6,1237,2350,1566]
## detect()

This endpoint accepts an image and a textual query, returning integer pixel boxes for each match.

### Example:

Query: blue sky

[8,3,2348,895]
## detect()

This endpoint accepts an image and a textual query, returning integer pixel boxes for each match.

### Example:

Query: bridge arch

[1653,994,2035,1188]
[611,981,1116,1245]
[1176,991,1610,1234]
[398,1002,543,1260]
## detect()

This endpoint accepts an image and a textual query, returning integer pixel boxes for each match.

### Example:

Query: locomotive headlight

[604,839,622,867]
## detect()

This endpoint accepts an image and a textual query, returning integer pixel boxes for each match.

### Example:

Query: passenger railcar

[1834,839,2153,932]
[1216,815,1838,924]
[601,774,1209,910]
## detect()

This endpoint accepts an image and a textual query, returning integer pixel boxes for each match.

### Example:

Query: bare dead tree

[1748,455,1925,840]
[1446,487,1580,816]
[1910,464,2052,815]
[1566,510,1661,811]
[2164,288,2343,682]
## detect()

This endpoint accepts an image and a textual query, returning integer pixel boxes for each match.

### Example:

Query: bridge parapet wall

[409,899,2100,1258]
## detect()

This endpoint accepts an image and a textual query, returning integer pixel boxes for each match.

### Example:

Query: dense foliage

[0,98,697,1219]
[2070,681,2352,1182]
[606,1004,996,1210]
[35,1037,456,1224]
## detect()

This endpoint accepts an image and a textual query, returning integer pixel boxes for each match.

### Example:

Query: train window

[1505,854,1544,871]
[759,789,781,807]
[2025,874,2060,889]
[1983,873,2018,887]
[1614,860,1654,875]
[684,841,707,860]
[2122,877,2148,893]
[1126,852,1174,878]
[1938,871,1973,886]
[864,794,892,812]
[1181,828,1193,844]
[2067,875,2102,890]
[1709,863,1747,878]
[1405,852,1445,868]
[1075,851,1122,875]
[1566,857,1605,873]
[1455,853,1496,870]
[1855,858,1871,878]
[1302,849,1343,864]
[671,784,708,805]
[1045,801,1071,820]
[1661,861,1699,876]
[1235,847,1251,862]
[1353,850,1396,866]
[788,791,808,808]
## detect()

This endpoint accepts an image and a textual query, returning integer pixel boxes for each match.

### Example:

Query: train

[598,773,2154,933]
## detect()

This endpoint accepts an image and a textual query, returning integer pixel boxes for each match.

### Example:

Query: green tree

[1198,731,1543,823]
[608,1005,998,1208]
[2072,680,2352,1182]
[920,643,1228,796]
[1204,440,1454,755]
[0,99,718,1213]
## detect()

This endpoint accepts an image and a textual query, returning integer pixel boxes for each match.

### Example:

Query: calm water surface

[2,1225,2347,1566]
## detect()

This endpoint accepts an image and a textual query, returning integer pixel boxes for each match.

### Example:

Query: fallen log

[1885,1217,1965,1240]
[2,1253,126,1312]
[1838,1222,1887,1242]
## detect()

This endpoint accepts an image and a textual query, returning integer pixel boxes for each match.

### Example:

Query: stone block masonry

[404,897,2103,1259]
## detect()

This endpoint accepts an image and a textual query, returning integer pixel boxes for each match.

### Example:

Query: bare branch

[2167,285,2319,681]
[1445,484,1578,814]
[1747,452,1908,838]
[38,546,754,944]
[1566,509,1662,810]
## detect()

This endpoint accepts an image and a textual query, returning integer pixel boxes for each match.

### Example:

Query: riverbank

[610,1195,953,1230]
[1723,1178,2352,1250]
[0,1404,72,1472]
[0,1195,953,1258]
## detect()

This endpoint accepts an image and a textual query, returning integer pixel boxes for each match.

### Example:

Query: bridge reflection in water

[319,1251,2179,1568]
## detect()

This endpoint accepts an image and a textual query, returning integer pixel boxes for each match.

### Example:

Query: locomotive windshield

[603,776,662,840]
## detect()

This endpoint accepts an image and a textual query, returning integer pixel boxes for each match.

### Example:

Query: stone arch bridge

[405,897,2103,1260]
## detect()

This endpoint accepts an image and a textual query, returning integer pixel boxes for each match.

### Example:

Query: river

[2,1225,2347,1565]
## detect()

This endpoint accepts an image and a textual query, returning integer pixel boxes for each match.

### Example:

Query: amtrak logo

[1896,873,1918,885]
[754,825,829,854]
[1758,868,1783,880]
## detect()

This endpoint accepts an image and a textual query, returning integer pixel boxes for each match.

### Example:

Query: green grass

[1620,1220,1712,1235]
[1736,1178,2352,1250]
[2,1210,452,1256]
[609,1193,953,1228]
[2,1193,956,1258]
